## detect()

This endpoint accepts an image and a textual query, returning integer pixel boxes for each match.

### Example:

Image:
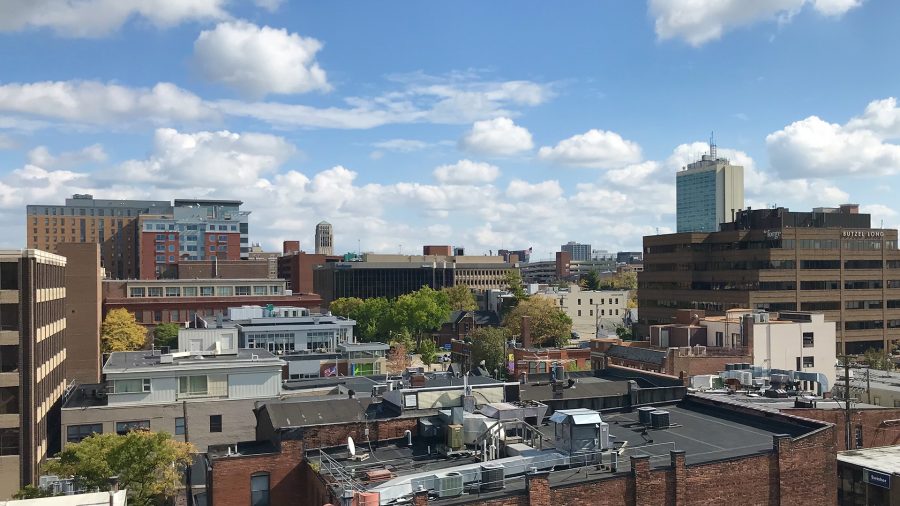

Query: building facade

[561,241,591,262]
[639,205,900,355]
[26,194,171,279]
[314,221,333,256]
[247,244,280,279]
[139,199,249,279]
[534,285,629,340]
[277,251,340,295]
[56,243,102,385]
[61,348,285,452]
[102,279,322,326]
[675,149,744,233]
[0,250,67,499]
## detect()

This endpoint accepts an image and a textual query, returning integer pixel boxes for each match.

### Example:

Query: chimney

[521,316,532,348]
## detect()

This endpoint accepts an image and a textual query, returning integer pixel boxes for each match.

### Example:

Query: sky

[1,0,899,260]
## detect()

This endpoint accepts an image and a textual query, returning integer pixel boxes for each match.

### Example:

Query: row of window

[645,238,898,254]
[66,415,224,444]
[129,285,280,297]
[574,298,621,306]
[32,207,139,217]
[576,308,620,317]
[845,320,900,330]
[148,223,238,232]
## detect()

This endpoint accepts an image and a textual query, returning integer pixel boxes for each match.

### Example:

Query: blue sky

[1,0,898,259]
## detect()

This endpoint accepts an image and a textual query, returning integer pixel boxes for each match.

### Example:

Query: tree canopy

[580,269,601,291]
[503,297,573,347]
[416,338,438,366]
[600,271,637,291]
[386,342,412,373]
[151,323,180,350]
[330,296,392,342]
[470,327,510,378]
[442,284,477,311]
[101,309,147,352]
[390,286,451,343]
[44,431,193,506]
[503,270,527,301]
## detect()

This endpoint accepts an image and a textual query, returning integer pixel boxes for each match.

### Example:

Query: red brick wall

[298,417,419,450]
[210,440,304,506]
[666,353,748,378]
[784,407,900,451]
[684,454,774,505]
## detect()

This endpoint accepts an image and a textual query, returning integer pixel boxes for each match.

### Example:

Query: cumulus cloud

[538,129,642,169]
[767,98,900,177]
[27,144,107,169]
[458,117,534,156]
[116,128,296,187]
[0,0,228,37]
[372,139,430,152]
[194,21,330,98]
[0,81,217,125]
[432,159,500,185]
[506,179,563,200]
[649,0,862,46]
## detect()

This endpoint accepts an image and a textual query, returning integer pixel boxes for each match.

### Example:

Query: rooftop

[838,445,900,474]
[103,349,282,374]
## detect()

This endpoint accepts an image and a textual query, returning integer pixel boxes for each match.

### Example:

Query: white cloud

[506,179,563,200]
[0,0,228,37]
[0,81,217,125]
[116,128,295,187]
[459,117,533,156]
[767,115,900,177]
[27,144,107,169]
[538,129,642,169]
[253,0,283,12]
[372,139,430,152]
[649,0,862,46]
[193,21,330,98]
[846,97,900,139]
[432,159,500,185]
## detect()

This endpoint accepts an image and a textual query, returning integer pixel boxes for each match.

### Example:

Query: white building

[533,285,629,340]
[225,305,356,353]
[675,143,744,233]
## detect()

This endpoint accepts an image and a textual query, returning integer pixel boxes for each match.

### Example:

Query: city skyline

[1,1,899,257]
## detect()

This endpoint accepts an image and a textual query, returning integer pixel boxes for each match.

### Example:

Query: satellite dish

[347,436,356,457]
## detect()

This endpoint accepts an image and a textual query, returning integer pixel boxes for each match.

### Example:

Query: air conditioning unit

[436,473,464,497]
[678,347,691,357]
[694,346,707,356]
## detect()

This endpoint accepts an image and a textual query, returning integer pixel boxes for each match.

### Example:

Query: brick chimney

[521,315,532,348]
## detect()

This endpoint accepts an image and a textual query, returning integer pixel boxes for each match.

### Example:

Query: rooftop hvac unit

[436,472,464,498]
[678,347,691,357]
[480,464,505,492]
[447,424,463,450]
[650,410,670,429]
[637,406,656,425]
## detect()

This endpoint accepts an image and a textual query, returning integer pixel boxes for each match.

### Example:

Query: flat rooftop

[103,349,281,374]
[310,395,826,503]
[838,445,900,474]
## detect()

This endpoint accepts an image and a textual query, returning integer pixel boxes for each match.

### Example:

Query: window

[0,345,16,373]
[802,356,815,368]
[235,286,251,296]
[67,424,102,443]
[209,414,222,433]
[168,234,176,240]
[251,473,270,506]
[175,417,185,435]
[253,286,267,295]
[803,332,814,347]
[270,285,281,295]
[577,310,581,317]
[715,332,724,347]
[111,379,150,394]
[165,287,181,297]
[168,255,175,263]
[217,286,233,296]
[0,428,18,456]
[219,234,228,241]
[129,287,146,298]
[168,244,175,252]
[0,387,19,414]
[148,287,163,297]
[183,287,198,297]
[178,375,208,397]
[116,420,150,435]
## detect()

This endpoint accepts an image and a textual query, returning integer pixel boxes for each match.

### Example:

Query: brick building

[56,243,102,384]
[277,250,340,295]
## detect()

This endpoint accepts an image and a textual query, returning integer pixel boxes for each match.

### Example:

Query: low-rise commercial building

[102,278,321,326]
[838,445,900,505]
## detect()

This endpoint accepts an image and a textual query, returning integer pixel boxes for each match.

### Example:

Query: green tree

[442,284,477,311]
[503,270,527,302]
[44,431,194,506]
[470,327,510,378]
[386,342,412,373]
[330,297,393,342]
[152,323,180,349]
[503,297,573,347]
[417,338,438,367]
[329,297,365,319]
[863,347,893,371]
[101,309,147,353]
[580,269,601,291]
[600,271,637,291]
[615,324,634,340]
[389,286,451,347]
[14,485,55,499]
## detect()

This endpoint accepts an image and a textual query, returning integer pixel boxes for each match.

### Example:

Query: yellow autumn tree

[101,309,147,352]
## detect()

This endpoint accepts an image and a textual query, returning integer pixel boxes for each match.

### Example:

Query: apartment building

[0,250,67,499]
[61,346,285,452]
[534,285,629,340]
[675,146,744,233]
[26,194,171,279]
[639,205,900,355]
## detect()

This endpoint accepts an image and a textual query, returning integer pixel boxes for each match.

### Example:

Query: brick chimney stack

[521,315,532,348]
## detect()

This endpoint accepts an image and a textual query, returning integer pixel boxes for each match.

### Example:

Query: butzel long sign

[841,230,885,238]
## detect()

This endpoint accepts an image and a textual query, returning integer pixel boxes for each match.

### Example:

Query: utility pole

[183,400,193,506]
[867,367,871,405]
[843,357,852,451]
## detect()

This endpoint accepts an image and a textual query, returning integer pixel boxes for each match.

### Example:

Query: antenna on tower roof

[709,131,717,160]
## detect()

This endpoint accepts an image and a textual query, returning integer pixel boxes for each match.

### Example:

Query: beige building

[315,221,334,256]
[0,250,67,499]
[247,244,279,279]
[534,285,629,340]
[362,254,517,291]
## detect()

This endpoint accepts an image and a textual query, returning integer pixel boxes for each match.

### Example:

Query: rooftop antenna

[709,131,717,160]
